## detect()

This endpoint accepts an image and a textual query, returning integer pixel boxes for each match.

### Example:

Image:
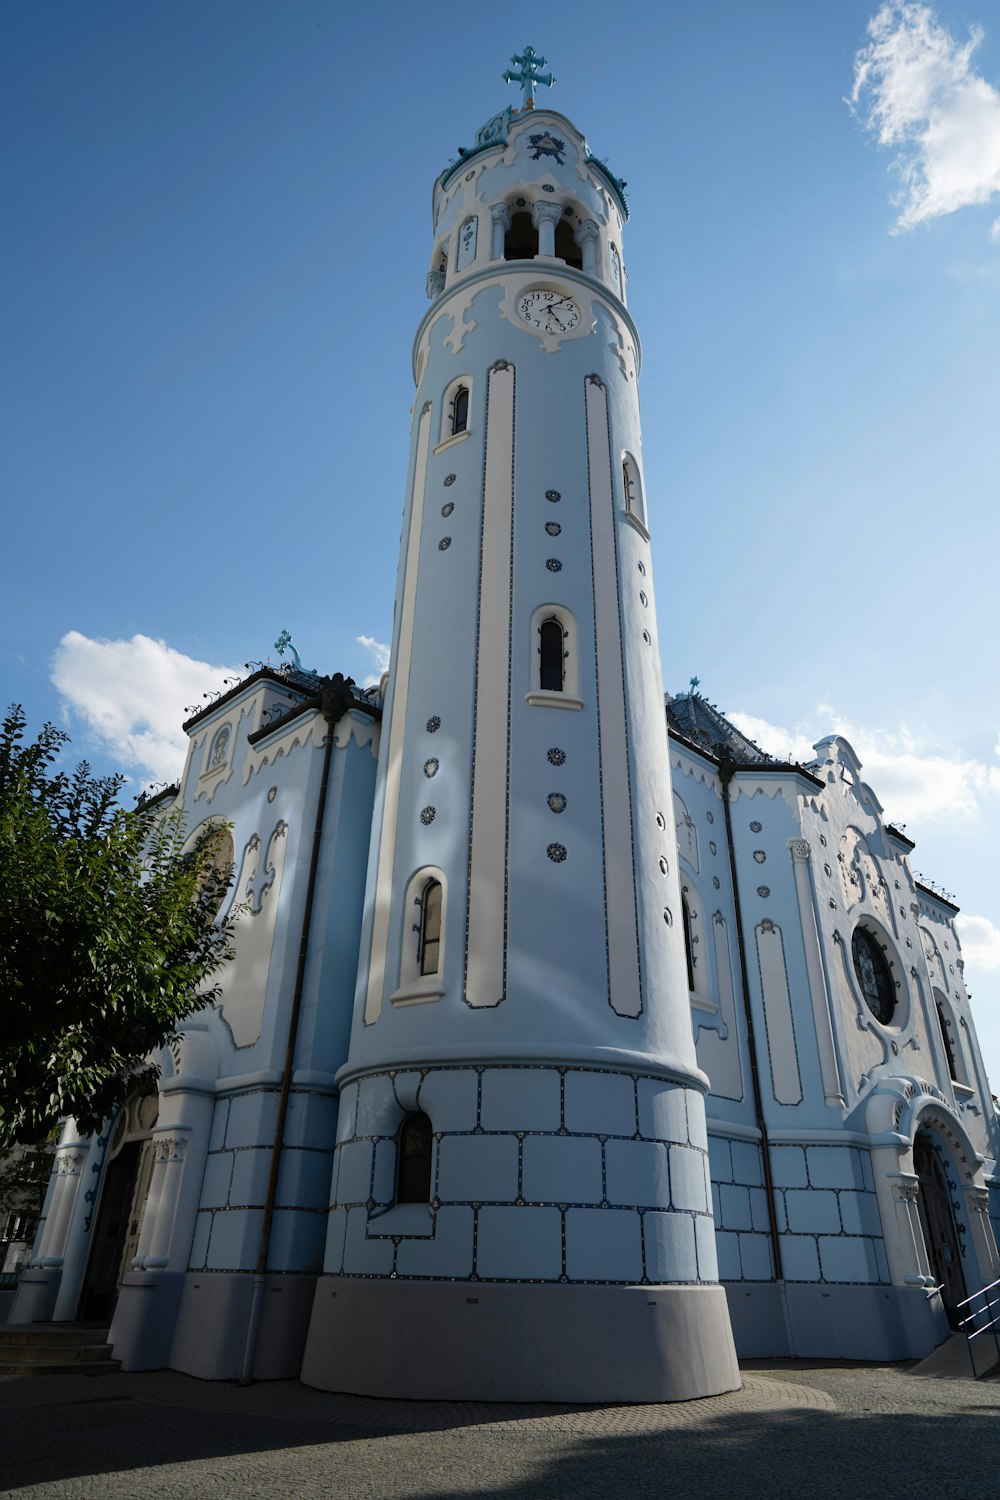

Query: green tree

[0,705,236,1150]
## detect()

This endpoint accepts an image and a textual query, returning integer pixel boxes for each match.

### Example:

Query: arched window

[937,1001,959,1080]
[622,453,646,528]
[504,210,537,260]
[851,927,896,1025]
[682,894,696,991]
[391,866,447,1004]
[441,378,473,445]
[451,385,469,436]
[526,604,582,708]
[539,618,564,692]
[397,1113,433,1204]
[419,879,442,976]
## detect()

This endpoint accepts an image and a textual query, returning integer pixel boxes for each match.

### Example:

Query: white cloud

[356,635,390,688]
[849,2,1000,231]
[51,631,238,785]
[726,706,1000,825]
[991,216,1000,240]
[957,913,1000,971]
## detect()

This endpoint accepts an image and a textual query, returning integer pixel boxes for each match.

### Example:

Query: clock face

[514,289,582,335]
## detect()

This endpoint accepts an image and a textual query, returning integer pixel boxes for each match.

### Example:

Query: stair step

[0,1358,122,1378]
[0,1325,110,1348]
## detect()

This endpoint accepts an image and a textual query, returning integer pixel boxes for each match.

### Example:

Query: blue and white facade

[10,72,1000,1390]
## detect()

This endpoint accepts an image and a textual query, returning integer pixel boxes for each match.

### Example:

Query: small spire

[502,45,555,111]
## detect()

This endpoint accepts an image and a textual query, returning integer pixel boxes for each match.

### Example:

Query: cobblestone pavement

[0,1359,996,1499]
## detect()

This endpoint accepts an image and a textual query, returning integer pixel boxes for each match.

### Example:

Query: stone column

[964,1184,1000,1288]
[787,838,846,1107]
[885,1170,935,1285]
[531,199,562,257]
[574,219,600,276]
[490,202,511,260]
[36,1145,88,1267]
[136,1132,189,1269]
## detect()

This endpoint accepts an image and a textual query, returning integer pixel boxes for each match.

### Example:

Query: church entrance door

[78,1094,157,1323]
[913,1132,967,1328]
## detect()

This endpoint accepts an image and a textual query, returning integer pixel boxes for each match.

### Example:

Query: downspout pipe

[239,675,371,1384]
[718,753,784,1283]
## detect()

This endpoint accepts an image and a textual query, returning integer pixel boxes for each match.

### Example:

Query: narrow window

[419,879,442,976]
[539,618,564,692]
[622,460,635,512]
[397,1113,433,1204]
[451,385,469,436]
[937,1001,960,1081]
[682,894,695,990]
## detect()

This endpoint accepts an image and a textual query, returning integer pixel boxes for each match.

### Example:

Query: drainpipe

[239,675,375,1384]
[718,753,784,1283]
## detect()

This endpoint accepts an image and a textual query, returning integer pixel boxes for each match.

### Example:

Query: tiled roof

[665,691,774,767]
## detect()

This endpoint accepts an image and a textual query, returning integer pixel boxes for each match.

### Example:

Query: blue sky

[3,2,999,1078]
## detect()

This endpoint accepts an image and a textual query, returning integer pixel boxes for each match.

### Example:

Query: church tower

[303,52,739,1401]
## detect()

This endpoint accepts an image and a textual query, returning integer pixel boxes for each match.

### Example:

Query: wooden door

[914,1134,967,1328]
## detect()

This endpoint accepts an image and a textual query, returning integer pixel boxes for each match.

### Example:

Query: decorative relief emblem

[757,885,771,898]
[750,820,762,832]
[708,841,717,856]
[546,558,562,572]
[444,473,456,486]
[267,786,277,803]
[547,793,567,813]
[713,876,721,889]
[420,807,437,825]
[545,489,561,502]
[753,850,766,863]
[208,724,231,770]
[426,716,441,733]
[490,359,511,372]
[706,811,714,824]
[638,561,646,575]
[547,842,567,862]
[528,131,566,162]
[442,503,454,516]
[642,630,651,644]
[586,374,605,388]
[663,908,673,926]
[545,521,561,536]
[655,812,665,829]
[639,592,648,607]
[438,537,452,550]
[760,918,775,932]
[547,747,566,765]
[424,759,439,778]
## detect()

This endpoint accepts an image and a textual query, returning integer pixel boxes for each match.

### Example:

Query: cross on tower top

[502,45,554,110]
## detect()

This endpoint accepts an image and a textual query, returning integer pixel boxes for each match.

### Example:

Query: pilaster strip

[364,405,433,1024]
[465,362,515,1006]
[585,377,641,1017]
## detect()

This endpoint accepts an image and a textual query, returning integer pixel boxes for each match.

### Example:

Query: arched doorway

[913,1131,967,1328]
[78,1092,158,1323]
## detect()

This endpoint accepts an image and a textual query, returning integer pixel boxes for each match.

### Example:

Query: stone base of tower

[301,1279,739,1402]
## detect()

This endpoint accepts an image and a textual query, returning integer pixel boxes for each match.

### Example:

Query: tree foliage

[0,706,236,1150]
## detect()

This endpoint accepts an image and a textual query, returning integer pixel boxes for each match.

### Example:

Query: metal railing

[956,1276,1000,1377]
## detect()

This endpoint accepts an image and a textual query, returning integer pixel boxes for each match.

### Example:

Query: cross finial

[689,676,701,696]
[275,629,302,672]
[502,45,554,111]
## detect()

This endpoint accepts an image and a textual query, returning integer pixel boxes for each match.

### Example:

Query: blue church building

[10,53,1000,1399]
